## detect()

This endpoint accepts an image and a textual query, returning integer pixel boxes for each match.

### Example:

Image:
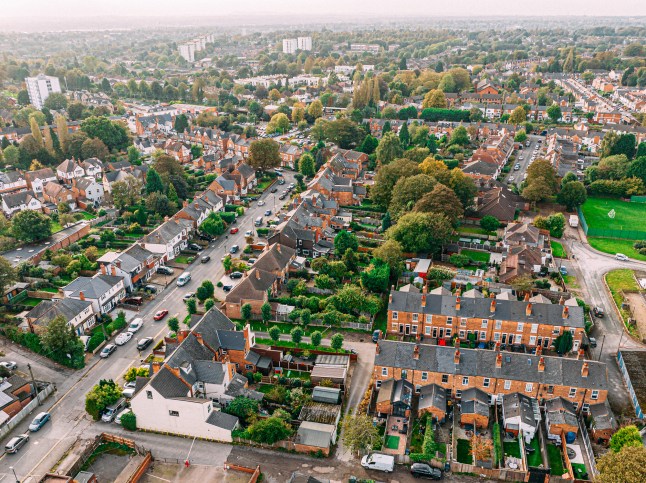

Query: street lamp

[9,466,19,483]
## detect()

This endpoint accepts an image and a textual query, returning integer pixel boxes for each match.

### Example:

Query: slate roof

[224,268,276,304]
[63,274,123,300]
[205,410,239,430]
[27,168,56,180]
[418,384,447,413]
[253,243,296,274]
[27,298,93,327]
[215,176,236,191]
[225,373,263,400]
[388,291,584,328]
[143,219,184,245]
[74,177,99,191]
[589,401,617,431]
[2,190,38,209]
[375,341,607,390]
[150,366,189,398]
[545,397,578,427]
[193,360,226,384]
[236,163,255,179]
[57,159,81,174]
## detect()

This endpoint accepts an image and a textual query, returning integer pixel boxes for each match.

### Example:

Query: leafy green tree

[241,303,252,321]
[247,416,292,444]
[422,89,447,109]
[204,298,215,311]
[509,106,527,125]
[334,231,359,257]
[398,122,410,147]
[225,397,260,424]
[342,414,380,456]
[167,316,180,333]
[290,326,304,344]
[372,239,404,275]
[389,174,437,219]
[360,259,391,293]
[196,280,215,302]
[200,212,225,237]
[514,130,527,143]
[359,134,379,155]
[44,92,68,110]
[546,104,562,123]
[449,169,478,210]
[185,297,197,315]
[330,333,344,350]
[323,118,364,149]
[41,315,84,367]
[310,331,322,348]
[413,183,464,227]
[552,330,573,355]
[81,116,130,151]
[375,132,403,164]
[249,139,281,171]
[371,158,421,208]
[145,192,174,216]
[120,412,136,431]
[557,181,587,210]
[386,212,453,254]
[0,257,17,296]
[261,302,272,324]
[299,153,316,178]
[268,326,281,343]
[307,100,323,119]
[450,125,469,146]
[627,156,646,185]
[480,215,501,232]
[11,210,51,242]
[85,379,122,420]
[146,168,165,194]
[610,425,643,453]
[597,445,646,483]
[636,142,646,159]
[80,137,110,160]
[127,146,140,164]
[174,114,189,133]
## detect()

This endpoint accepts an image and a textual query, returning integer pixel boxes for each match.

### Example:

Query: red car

[230,227,239,234]
[153,309,169,321]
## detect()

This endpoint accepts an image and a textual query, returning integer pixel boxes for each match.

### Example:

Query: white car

[122,381,136,399]
[508,176,515,182]
[115,408,132,425]
[115,332,133,346]
[615,253,629,261]
[257,200,265,206]
[127,318,144,333]
[245,230,253,237]
[0,361,17,371]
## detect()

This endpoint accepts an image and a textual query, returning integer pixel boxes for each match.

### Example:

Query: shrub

[87,331,106,352]
[121,411,137,431]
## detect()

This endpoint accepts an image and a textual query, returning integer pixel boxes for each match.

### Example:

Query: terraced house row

[387,286,586,352]
[373,340,608,413]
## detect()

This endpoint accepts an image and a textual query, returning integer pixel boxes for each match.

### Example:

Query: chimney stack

[100,264,106,275]
[376,343,380,355]
[194,202,199,209]
[276,244,281,253]
[538,356,545,372]
[413,344,420,360]
[581,362,589,378]
[562,306,569,319]
[578,348,585,360]
[116,260,121,269]
[455,296,461,311]
[111,265,116,276]
[454,349,461,365]
[389,286,394,303]
[490,298,496,314]
[526,303,532,316]
[422,284,428,294]
[496,352,502,368]
[524,292,530,302]
[421,294,426,308]
[559,296,565,305]
[79,291,85,301]
[255,269,260,280]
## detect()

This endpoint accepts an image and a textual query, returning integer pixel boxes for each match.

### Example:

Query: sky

[2,0,645,18]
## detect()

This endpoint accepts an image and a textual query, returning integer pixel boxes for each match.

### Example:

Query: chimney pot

[421,294,426,308]
[255,269,260,280]
[496,352,502,368]
[194,202,199,209]
[79,290,85,301]
[490,299,496,313]
[456,296,461,311]
[495,341,501,352]
[454,349,461,365]
[559,296,565,305]
[536,344,543,356]
[422,285,428,294]
[376,343,380,355]
[581,362,589,378]
[562,306,569,319]
[578,348,585,360]
[111,265,116,276]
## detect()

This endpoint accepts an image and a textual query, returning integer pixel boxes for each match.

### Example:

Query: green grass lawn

[605,269,640,335]
[22,297,43,307]
[458,226,491,236]
[588,237,646,261]
[526,437,542,468]
[551,241,566,258]
[547,444,565,476]
[571,462,588,480]
[174,255,194,264]
[38,286,60,293]
[503,441,521,459]
[249,321,318,336]
[562,275,579,289]
[385,435,400,450]
[257,384,274,394]
[255,337,349,354]
[284,370,310,380]
[51,221,63,233]
[461,249,491,263]
[456,439,473,464]
[79,211,96,220]
[582,197,646,232]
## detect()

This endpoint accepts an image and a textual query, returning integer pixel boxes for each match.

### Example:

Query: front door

[439,328,445,339]
[432,327,438,338]
[399,324,404,334]
[502,333,507,344]
[405,325,410,335]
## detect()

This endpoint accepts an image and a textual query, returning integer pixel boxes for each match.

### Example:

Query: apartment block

[25,74,62,109]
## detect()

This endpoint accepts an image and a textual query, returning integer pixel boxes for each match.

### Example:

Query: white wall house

[1,191,42,217]
[62,274,126,314]
[57,159,86,182]
[26,169,57,195]
[140,219,189,262]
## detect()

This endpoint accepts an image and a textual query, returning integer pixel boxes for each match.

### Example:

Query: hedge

[220,212,236,224]
[493,422,502,467]
[87,331,106,352]
[224,204,239,212]
[420,108,470,122]
[410,421,437,462]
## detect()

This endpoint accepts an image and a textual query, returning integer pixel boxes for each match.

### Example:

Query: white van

[176,272,191,286]
[361,453,395,473]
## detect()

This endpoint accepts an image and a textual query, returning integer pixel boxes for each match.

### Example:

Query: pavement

[0,171,298,482]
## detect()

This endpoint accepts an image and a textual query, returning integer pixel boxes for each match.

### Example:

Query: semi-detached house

[140,219,189,262]
[25,298,96,336]
[62,273,126,314]
[97,244,159,292]
[1,190,42,217]
[25,168,57,195]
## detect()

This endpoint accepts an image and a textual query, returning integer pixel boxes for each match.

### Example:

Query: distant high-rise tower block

[25,74,62,109]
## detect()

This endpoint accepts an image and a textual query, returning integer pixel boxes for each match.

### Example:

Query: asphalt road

[504,134,545,187]
[0,171,299,482]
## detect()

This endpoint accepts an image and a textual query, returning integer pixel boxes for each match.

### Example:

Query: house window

[412,313,418,322]
[446,317,452,325]
[415,385,421,394]
[553,328,561,335]
[514,334,522,344]
[401,370,408,380]
[481,319,488,328]
[245,364,254,370]
[425,326,431,335]
[392,311,398,321]
[573,402,579,410]
[547,385,554,394]
[382,367,388,376]
[480,331,486,340]
[392,322,398,329]
[531,324,538,334]
[426,314,432,323]
[169,410,179,417]
[421,372,428,381]
[495,320,502,330]
[493,332,500,342]
[462,377,469,386]
[455,390,462,398]
[483,378,490,388]
[529,336,536,345]
[517,323,524,332]
[460,318,467,327]
[504,380,512,390]
[441,374,449,384]
[569,388,577,398]
[146,391,152,399]
[591,390,599,400]
[525,383,533,393]
[412,325,418,334]
[445,329,452,338]
[376,380,382,388]
[459,330,465,339]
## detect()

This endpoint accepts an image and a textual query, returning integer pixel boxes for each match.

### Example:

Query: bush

[220,212,236,224]
[121,411,137,431]
[87,331,106,352]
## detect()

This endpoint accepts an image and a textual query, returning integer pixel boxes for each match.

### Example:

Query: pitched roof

[253,243,296,273]
[63,274,123,299]
[2,190,38,209]
[418,384,447,413]
[57,159,81,173]
[27,298,93,327]
[502,392,540,428]
[296,421,335,448]
[224,268,276,304]
[150,366,190,398]
[205,410,239,430]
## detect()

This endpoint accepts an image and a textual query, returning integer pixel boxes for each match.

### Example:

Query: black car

[593,306,604,317]
[230,271,243,279]
[223,285,233,292]
[230,245,239,254]
[270,187,278,193]
[188,243,202,251]
[201,255,211,263]
[410,463,442,480]
[197,233,213,241]
[143,285,157,293]
[157,266,174,275]
[279,193,287,200]
[137,337,153,351]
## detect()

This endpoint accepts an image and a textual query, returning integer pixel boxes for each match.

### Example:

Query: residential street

[0,172,301,482]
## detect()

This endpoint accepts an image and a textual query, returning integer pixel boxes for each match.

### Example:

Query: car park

[201,255,211,263]
[230,227,239,234]
[137,337,153,351]
[100,344,117,358]
[230,245,239,254]
[29,412,51,432]
[156,266,174,275]
[0,361,17,371]
[5,433,29,453]
[153,310,169,321]
[230,271,243,279]
[115,332,133,346]
[410,463,443,479]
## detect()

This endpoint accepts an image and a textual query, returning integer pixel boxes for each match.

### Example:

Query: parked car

[122,296,143,306]
[245,230,253,237]
[410,463,442,479]
[264,209,272,216]
[361,453,394,473]
[115,332,133,346]
[277,178,285,185]
[257,200,265,206]
[248,258,257,264]
[5,433,29,453]
[29,412,51,432]
[279,193,287,200]
[128,318,144,333]
[197,233,214,241]
[143,284,157,294]
[508,176,515,182]
[137,337,153,351]
[230,227,239,234]
[122,382,137,399]
[223,284,233,292]
[514,164,521,170]
[0,361,17,371]
[100,344,117,358]
[153,310,169,321]
[372,330,381,343]
[188,243,202,251]
[588,336,598,348]
[200,255,211,264]
[230,271,243,279]
[156,266,174,275]
[102,398,127,423]
[559,266,568,275]
[593,306,604,318]
[615,253,629,261]
[270,187,278,193]
[230,245,239,254]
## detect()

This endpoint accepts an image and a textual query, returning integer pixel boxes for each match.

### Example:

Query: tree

[552,330,573,355]
[557,181,587,210]
[205,298,215,311]
[330,333,344,350]
[291,104,305,123]
[12,210,51,242]
[197,280,215,303]
[375,131,403,164]
[185,297,197,315]
[480,215,501,233]
[174,114,189,133]
[17,90,30,106]
[307,99,323,119]
[514,130,527,143]
[85,379,122,420]
[360,259,390,293]
[334,231,358,257]
[41,315,83,366]
[324,118,364,149]
[267,113,291,135]
[310,331,322,348]
[249,139,280,171]
[200,212,225,237]
[359,134,379,155]
[167,316,179,334]
[0,257,17,302]
[627,156,646,185]
[85,246,99,262]
[261,302,272,324]
[449,169,478,210]
[247,416,292,444]
[299,153,316,177]
[636,142,646,159]
[450,125,469,146]
[546,104,562,123]
[413,184,464,227]
[80,138,109,160]
[241,303,252,321]
[111,177,143,210]
[386,212,453,254]
[439,73,456,93]
[398,122,410,147]
[389,174,437,219]
[3,145,19,165]
[145,192,174,216]
[81,116,130,152]
[422,89,447,109]
[146,168,165,195]
[341,414,380,455]
[29,116,43,148]
[371,158,421,207]
[610,425,643,453]
[290,326,304,345]
[268,326,281,343]
[596,445,646,483]
[224,397,259,424]
[372,239,404,273]
[509,106,527,125]
[43,92,68,110]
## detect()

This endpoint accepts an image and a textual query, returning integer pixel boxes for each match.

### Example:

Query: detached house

[25,298,96,336]
[42,182,76,210]
[2,190,42,217]
[72,177,104,208]
[62,273,126,314]
[25,168,57,195]
[102,169,136,194]
[222,268,278,320]
[57,159,85,182]
[81,158,104,178]
[97,244,158,291]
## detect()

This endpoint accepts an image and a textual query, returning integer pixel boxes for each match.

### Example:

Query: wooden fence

[450,462,527,481]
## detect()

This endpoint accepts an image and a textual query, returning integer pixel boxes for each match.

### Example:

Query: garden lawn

[174,255,194,264]
[551,241,566,258]
[571,463,588,480]
[38,287,59,293]
[588,237,646,261]
[456,439,473,464]
[79,211,96,220]
[526,437,542,468]
[22,298,43,307]
[582,197,646,232]
[458,226,490,236]
[249,321,318,336]
[503,441,521,459]
[385,435,400,450]
[461,249,491,263]
[547,444,564,476]
[284,370,310,380]
[562,275,579,289]
[605,268,640,336]
[51,221,63,233]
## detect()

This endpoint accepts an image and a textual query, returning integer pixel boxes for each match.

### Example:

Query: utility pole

[27,363,42,406]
